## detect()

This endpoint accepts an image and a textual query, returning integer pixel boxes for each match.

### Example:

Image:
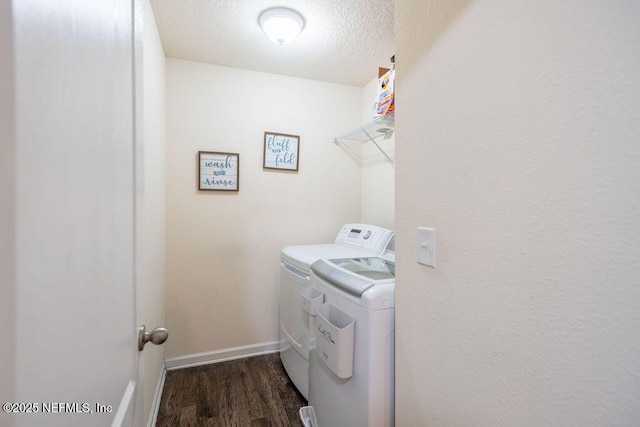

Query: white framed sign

[263,132,299,171]
[198,151,239,191]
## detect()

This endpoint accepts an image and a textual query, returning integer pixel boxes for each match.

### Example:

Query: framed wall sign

[263,132,300,171]
[198,151,239,191]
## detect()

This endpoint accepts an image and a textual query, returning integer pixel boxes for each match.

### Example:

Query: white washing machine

[306,255,395,427]
[279,224,394,399]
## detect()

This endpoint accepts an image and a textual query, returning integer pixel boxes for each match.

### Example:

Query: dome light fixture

[259,7,305,45]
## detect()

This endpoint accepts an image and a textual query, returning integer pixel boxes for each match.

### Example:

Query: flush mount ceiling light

[259,7,305,45]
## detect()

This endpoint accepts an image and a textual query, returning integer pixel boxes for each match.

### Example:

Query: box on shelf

[375,67,395,117]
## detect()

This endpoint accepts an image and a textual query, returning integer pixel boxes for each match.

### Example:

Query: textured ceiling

[150,0,395,87]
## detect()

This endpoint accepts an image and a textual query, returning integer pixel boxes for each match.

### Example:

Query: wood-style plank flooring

[156,353,307,426]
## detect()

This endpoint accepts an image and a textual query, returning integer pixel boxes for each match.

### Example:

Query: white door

[8,0,148,426]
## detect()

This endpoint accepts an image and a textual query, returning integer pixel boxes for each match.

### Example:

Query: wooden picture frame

[263,132,300,171]
[198,151,239,191]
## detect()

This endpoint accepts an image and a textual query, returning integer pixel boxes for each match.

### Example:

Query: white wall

[361,76,395,230]
[395,1,640,426]
[0,1,16,423]
[165,59,362,358]
[141,0,166,422]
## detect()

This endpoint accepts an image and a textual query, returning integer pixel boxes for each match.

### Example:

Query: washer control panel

[334,224,394,253]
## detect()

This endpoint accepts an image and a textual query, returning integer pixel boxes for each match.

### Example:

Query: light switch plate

[417,227,436,267]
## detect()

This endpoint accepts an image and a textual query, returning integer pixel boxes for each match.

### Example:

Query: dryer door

[280,261,310,358]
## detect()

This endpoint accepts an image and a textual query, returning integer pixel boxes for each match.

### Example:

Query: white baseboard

[147,363,166,427]
[165,340,281,371]
[112,380,136,426]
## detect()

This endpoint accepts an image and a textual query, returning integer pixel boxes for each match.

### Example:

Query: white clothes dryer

[306,255,396,427]
[279,224,393,399]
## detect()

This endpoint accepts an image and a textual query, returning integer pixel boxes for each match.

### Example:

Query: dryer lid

[311,257,395,298]
[329,257,395,281]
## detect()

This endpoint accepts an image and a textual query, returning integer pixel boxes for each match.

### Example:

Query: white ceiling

[150,0,395,87]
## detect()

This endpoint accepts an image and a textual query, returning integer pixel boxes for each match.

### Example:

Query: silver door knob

[138,325,169,351]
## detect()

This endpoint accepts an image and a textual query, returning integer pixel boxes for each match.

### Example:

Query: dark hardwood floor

[156,353,307,426]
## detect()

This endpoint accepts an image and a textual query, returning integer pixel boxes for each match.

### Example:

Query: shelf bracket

[361,127,394,165]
